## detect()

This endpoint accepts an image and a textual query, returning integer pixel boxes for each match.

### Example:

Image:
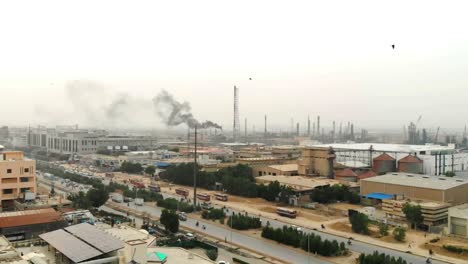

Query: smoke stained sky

[1,0,468,131]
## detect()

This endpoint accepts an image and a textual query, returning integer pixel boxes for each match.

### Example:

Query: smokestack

[339,122,342,141]
[193,125,198,208]
[332,121,336,142]
[264,115,267,138]
[313,122,315,137]
[350,123,354,140]
[317,115,320,136]
[296,123,300,136]
[307,115,311,136]
[245,118,247,138]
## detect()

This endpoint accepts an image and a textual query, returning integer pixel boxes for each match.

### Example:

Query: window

[6,169,12,174]
[20,177,29,182]
[20,188,30,193]
[3,189,13,194]
[24,168,29,173]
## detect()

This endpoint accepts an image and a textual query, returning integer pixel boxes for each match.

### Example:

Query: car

[185,232,195,240]
[178,213,187,221]
[217,261,229,264]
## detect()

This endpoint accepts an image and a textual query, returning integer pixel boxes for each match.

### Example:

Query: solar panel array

[39,229,102,263]
[65,223,124,253]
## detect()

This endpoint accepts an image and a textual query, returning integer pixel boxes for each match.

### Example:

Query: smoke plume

[153,90,222,129]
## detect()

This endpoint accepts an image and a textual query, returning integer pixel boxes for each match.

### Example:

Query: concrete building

[361,173,468,205]
[0,151,36,210]
[253,164,299,177]
[382,199,450,228]
[312,143,467,176]
[298,147,335,177]
[448,203,468,237]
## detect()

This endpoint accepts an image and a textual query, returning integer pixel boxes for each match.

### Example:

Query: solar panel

[39,229,102,263]
[65,223,124,253]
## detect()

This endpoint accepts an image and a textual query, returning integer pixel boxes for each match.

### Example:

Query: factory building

[361,173,468,206]
[312,143,467,176]
[253,164,299,177]
[372,153,396,174]
[0,150,36,210]
[298,147,335,177]
[448,203,468,237]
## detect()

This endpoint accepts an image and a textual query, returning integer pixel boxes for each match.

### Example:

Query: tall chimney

[307,115,311,136]
[317,115,320,136]
[296,123,300,136]
[264,115,267,138]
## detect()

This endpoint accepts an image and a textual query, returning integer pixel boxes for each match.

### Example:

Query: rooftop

[398,155,423,163]
[95,223,156,245]
[361,173,468,190]
[374,153,396,161]
[268,164,298,172]
[311,143,455,153]
[256,175,357,191]
[147,247,215,264]
[358,170,378,180]
[0,208,63,228]
[335,168,358,177]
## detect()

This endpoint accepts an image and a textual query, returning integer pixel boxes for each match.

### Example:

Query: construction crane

[435,127,440,143]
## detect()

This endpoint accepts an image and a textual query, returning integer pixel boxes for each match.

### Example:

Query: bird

[391,44,395,50]
[249,77,252,80]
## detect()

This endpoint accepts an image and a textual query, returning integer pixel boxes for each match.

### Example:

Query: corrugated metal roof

[65,223,124,253]
[358,170,378,180]
[398,155,422,163]
[361,173,468,190]
[0,208,63,228]
[39,229,102,263]
[311,143,455,153]
[373,153,395,161]
[335,168,357,177]
[365,193,395,200]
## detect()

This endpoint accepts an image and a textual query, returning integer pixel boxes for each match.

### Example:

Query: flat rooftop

[147,247,214,264]
[361,173,468,190]
[256,175,356,191]
[311,143,455,153]
[268,164,298,172]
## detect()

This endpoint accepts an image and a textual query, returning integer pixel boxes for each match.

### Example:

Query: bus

[148,184,161,193]
[196,193,211,202]
[175,188,189,197]
[276,207,297,218]
[214,193,228,202]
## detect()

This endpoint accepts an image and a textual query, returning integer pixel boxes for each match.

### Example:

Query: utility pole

[193,125,198,208]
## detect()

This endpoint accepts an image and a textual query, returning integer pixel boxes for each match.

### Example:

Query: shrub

[429,237,440,243]
[443,245,468,254]
[379,223,389,236]
[205,249,218,261]
[358,251,408,264]
[393,227,406,242]
[349,212,370,235]
[201,208,225,220]
[227,212,261,230]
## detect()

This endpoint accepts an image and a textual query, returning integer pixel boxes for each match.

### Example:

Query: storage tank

[372,153,396,174]
[398,155,423,174]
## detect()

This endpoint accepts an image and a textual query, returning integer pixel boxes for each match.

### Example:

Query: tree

[160,209,179,233]
[68,191,92,209]
[402,203,423,229]
[205,249,218,261]
[86,187,109,208]
[120,161,144,174]
[349,212,370,235]
[145,165,156,176]
[393,227,406,242]
[444,171,456,177]
[379,223,389,237]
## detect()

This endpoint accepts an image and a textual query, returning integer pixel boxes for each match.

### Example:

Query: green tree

[68,191,92,209]
[205,249,218,261]
[86,187,109,208]
[393,227,406,242]
[349,212,370,235]
[120,161,144,174]
[160,209,179,233]
[145,165,156,176]
[444,171,456,177]
[402,203,423,229]
[379,223,389,237]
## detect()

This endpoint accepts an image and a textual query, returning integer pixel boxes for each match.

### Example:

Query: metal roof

[311,143,455,153]
[365,193,395,200]
[39,229,102,263]
[65,223,124,253]
[361,173,468,190]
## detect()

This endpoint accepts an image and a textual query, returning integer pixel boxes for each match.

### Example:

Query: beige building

[383,199,450,227]
[361,173,468,206]
[0,151,36,210]
[448,203,468,237]
[298,147,335,177]
[253,164,299,177]
[256,175,358,193]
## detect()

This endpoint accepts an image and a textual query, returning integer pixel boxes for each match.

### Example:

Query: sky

[1,0,468,133]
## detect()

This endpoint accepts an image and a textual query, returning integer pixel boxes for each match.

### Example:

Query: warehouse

[361,173,468,205]
[253,164,299,177]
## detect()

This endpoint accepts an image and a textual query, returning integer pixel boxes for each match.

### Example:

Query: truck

[134,198,144,206]
[130,180,146,189]
[111,193,123,203]
[175,188,189,197]
[148,184,161,193]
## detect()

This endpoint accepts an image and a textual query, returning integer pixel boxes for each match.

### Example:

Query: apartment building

[0,151,36,210]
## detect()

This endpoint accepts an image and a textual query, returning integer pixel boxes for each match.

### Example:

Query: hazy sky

[1,1,468,132]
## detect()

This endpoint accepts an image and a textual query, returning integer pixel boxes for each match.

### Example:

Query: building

[0,235,29,264]
[0,208,67,241]
[372,153,396,174]
[253,164,299,177]
[335,168,358,182]
[357,170,378,181]
[256,175,358,194]
[39,223,125,264]
[361,173,468,205]
[382,199,450,227]
[311,142,467,176]
[0,151,36,210]
[298,147,335,177]
[448,203,468,237]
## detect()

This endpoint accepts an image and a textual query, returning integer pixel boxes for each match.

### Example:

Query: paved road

[101,201,329,264]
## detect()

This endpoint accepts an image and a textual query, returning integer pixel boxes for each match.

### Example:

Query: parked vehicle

[135,198,144,206]
[201,202,213,210]
[178,212,187,221]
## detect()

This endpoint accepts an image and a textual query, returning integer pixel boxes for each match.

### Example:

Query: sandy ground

[421,236,468,262]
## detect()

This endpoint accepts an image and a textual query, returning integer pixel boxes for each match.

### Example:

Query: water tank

[398,155,423,174]
[372,153,396,174]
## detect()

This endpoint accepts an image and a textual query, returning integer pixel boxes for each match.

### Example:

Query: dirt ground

[421,236,468,261]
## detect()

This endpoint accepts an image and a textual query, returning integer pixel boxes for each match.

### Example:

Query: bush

[160,209,179,233]
[202,208,225,220]
[429,237,440,243]
[227,212,261,230]
[310,184,360,204]
[393,227,406,242]
[205,249,218,261]
[443,245,468,254]
[358,251,408,264]
[157,198,194,213]
[379,223,389,237]
[233,258,250,264]
[349,213,370,235]
[262,225,347,257]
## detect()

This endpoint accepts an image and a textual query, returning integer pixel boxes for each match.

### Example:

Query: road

[101,201,329,264]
